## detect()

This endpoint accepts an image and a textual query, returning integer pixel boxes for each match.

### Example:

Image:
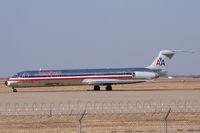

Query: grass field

[0,114,200,133]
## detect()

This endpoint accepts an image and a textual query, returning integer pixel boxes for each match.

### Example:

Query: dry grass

[0,114,199,133]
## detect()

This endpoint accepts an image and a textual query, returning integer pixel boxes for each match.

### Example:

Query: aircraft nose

[5,81,8,86]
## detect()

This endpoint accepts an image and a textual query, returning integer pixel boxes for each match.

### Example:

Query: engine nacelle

[133,72,158,80]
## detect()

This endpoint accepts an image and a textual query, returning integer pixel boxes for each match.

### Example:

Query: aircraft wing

[82,79,146,85]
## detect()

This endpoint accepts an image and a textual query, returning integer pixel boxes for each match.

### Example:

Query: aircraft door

[132,72,135,79]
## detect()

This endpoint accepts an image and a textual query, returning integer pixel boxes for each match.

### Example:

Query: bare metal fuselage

[5,68,158,88]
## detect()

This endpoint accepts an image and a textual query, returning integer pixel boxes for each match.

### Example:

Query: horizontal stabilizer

[171,50,195,54]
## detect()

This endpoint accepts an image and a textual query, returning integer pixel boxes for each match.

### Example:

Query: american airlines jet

[5,50,177,92]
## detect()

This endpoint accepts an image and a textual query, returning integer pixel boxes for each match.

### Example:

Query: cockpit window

[18,74,23,77]
[12,73,24,78]
[12,74,18,78]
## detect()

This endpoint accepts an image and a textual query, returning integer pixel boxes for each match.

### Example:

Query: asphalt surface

[0,89,199,117]
[0,89,199,103]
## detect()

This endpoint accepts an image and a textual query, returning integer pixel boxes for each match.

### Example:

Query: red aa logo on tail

[156,57,165,66]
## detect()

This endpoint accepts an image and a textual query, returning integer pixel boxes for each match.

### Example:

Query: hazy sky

[0,0,200,77]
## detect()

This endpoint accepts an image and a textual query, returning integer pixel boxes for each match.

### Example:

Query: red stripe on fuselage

[7,76,133,82]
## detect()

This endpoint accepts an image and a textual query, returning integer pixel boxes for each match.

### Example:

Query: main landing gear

[93,85,112,91]
[12,87,18,92]
[94,85,100,91]
[106,85,112,91]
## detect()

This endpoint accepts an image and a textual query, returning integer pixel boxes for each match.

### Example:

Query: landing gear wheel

[12,87,18,92]
[106,85,112,91]
[94,85,100,91]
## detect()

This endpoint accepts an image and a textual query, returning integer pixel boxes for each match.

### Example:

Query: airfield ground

[0,114,200,133]
[0,77,200,133]
[1,77,200,93]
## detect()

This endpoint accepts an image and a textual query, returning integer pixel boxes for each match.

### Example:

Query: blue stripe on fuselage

[12,73,132,78]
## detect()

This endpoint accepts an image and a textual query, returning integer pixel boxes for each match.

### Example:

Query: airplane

[5,50,178,92]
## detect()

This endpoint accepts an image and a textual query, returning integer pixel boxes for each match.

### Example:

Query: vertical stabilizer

[147,50,174,71]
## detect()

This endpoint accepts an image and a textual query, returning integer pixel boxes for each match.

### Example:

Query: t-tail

[147,50,175,76]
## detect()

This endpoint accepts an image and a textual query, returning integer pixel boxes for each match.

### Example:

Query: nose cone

[5,81,8,86]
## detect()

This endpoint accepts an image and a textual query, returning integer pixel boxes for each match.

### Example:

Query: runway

[0,89,200,103]
[0,78,200,117]
[0,89,200,117]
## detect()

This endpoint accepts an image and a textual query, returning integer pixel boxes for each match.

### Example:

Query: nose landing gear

[12,87,18,92]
